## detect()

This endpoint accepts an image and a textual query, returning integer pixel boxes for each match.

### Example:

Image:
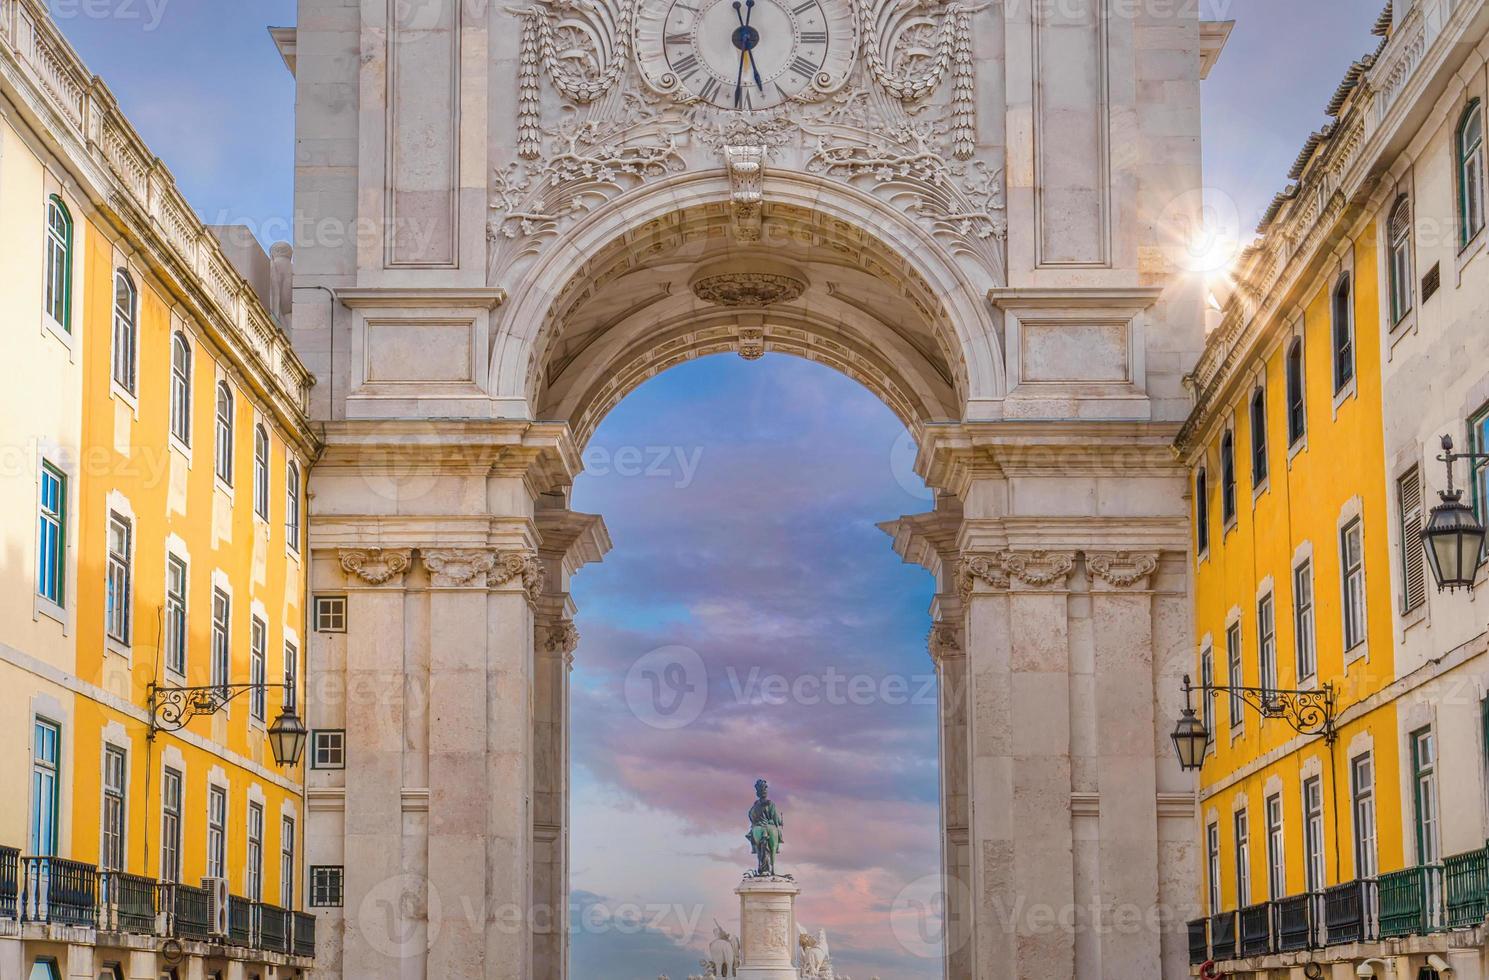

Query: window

[1221,431,1237,524]
[1332,274,1354,393]
[1234,809,1251,907]
[207,785,227,879]
[1399,467,1426,613]
[105,512,132,645]
[1195,467,1210,555]
[250,618,267,722]
[1206,822,1221,913]
[112,271,138,394]
[1286,339,1306,446]
[1294,560,1317,682]
[1352,754,1378,879]
[44,196,72,331]
[286,460,301,551]
[37,463,66,605]
[1388,197,1414,324]
[1303,776,1324,892]
[1250,387,1268,488]
[1265,793,1285,900]
[280,816,295,908]
[1460,101,1485,246]
[1341,519,1366,651]
[211,589,230,695]
[314,595,347,633]
[30,719,60,856]
[1200,645,1215,751]
[214,382,234,485]
[101,745,126,871]
[1257,594,1277,695]
[253,426,270,519]
[165,556,187,675]
[310,866,344,908]
[170,333,192,446]
[312,730,346,770]
[1412,727,1439,864]
[1474,406,1489,524]
[246,802,264,901]
[161,767,182,883]
[1226,623,1243,732]
[284,641,298,711]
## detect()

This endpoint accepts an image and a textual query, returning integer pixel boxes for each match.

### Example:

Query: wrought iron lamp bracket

[1182,675,1338,743]
[146,681,287,737]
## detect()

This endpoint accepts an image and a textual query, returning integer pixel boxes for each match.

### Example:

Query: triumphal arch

[287,0,1207,974]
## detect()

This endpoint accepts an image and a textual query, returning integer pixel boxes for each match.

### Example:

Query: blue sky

[48,1,1382,975]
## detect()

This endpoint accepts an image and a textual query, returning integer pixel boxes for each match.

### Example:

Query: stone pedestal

[735,877,801,980]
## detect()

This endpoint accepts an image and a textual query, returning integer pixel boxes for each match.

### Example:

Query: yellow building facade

[0,1,320,976]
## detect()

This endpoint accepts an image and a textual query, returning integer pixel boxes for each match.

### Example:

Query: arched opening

[564,352,942,977]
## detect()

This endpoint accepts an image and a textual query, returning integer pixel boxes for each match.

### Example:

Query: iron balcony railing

[159,881,212,941]
[259,902,290,954]
[229,894,254,947]
[97,869,157,933]
[1272,892,1315,951]
[0,846,17,920]
[1445,842,1489,929]
[20,856,97,927]
[1187,917,1209,965]
[1322,878,1378,945]
[1240,902,1272,956]
[292,910,317,958]
[1378,864,1445,938]
[1210,909,1238,961]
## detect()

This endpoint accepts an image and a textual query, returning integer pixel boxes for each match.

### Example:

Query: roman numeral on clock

[792,0,817,13]
[697,76,722,104]
[665,32,691,45]
[671,53,700,79]
[789,56,820,78]
[800,30,827,43]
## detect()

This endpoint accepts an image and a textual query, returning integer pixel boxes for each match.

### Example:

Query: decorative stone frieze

[1085,550,1160,589]
[957,551,1009,600]
[421,548,499,588]
[1001,550,1076,588]
[339,547,413,585]
[491,549,546,604]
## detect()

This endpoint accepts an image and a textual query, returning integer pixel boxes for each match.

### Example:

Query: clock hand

[735,48,746,107]
[750,51,765,93]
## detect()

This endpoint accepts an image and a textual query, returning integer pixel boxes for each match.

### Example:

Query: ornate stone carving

[339,548,413,586]
[1001,550,1076,588]
[724,143,765,243]
[507,0,635,157]
[928,621,962,663]
[738,324,766,360]
[421,549,499,588]
[491,550,547,603]
[692,261,808,308]
[957,551,1009,600]
[536,618,581,657]
[1086,551,1160,589]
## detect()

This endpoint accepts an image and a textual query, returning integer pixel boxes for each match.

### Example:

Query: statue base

[735,876,801,980]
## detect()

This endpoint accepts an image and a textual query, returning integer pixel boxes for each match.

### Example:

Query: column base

[735,876,801,980]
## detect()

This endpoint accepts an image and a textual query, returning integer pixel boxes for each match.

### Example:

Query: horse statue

[798,926,830,977]
[746,778,784,877]
[707,920,739,977]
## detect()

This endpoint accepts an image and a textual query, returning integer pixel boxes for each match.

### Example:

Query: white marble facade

[286,0,1208,975]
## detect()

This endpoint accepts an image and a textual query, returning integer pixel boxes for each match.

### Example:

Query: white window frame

[1341,518,1367,653]
[1352,753,1378,879]
[207,784,227,880]
[111,270,138,397]
[170,331,192,449]
[1303,775,1324,892]
[246,801,264,902]
[165,553,188,676]
[253,424,270,520]
[214,381,234,487]
[211,587,231,695]
[160,765,183,883]
[100,743,127,872]
[250,617,268,723]
[1234,808,1251,908]
[105,511,133,647]
[1294,558,1317,683]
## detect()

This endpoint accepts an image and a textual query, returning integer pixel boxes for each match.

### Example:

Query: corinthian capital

[491,550,546,604]
[421,549,499,588]
[1000,550,1076,588]
[1086,551,1160,590]
[536,619,581,661]
[928,622,963,664]
[339,547,413,586]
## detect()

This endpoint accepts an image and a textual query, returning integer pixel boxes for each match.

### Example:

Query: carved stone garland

[340,548,413,585]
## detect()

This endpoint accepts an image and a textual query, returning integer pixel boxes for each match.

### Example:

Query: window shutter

[1400,466,1426,612]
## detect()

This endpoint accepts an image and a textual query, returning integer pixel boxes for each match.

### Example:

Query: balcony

[1378,864,1444,938]
[0,846,315,963]
[1322,878,1378,945]
[1445,842,1489,929]
[1272,892,1317,951]
[1186,917,1209,965]
[1210,909,1238,961]
[1240,902,1272,956]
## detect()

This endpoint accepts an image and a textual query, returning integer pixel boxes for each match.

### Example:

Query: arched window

[44,196,73,331]
[1285,339,1306,446]
[170,333,192,445]
[215,382,234,485]
[286,460,302,552]
[1459,100,1485,246]
[1388,196,1413,323]
[112,271,138,394]
[253,425,270,518]
[1250,387,1268,488]
[1195,467,1209,555]
[1220,430,1237,524]
[1332,274,1354,393]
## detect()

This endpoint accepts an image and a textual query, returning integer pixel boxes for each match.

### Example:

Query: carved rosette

[957,552,1009,601]
[340,548,413,586]
[693,273,807,308]
[1002,550,1076,588]
[1086,551,1161,590]
[928,621,963,664]
[491,550,546,605]
[536,619,581,662]
[421,549,499,588]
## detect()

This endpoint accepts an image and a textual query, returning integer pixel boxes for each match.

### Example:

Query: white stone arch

[491,171,1005,433]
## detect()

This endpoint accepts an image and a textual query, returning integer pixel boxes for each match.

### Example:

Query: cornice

[987,286,1164,312]
[315,419,582,490]
[336,287,508,310]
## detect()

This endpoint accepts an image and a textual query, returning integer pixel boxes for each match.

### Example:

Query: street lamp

[1170,674,1336,772]
[147,681,308,767]
[1421,434,1488,592]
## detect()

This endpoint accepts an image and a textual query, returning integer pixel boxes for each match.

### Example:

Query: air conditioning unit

[203,877,230,936]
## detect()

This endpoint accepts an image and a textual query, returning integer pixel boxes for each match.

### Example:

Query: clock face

[636,0,855,110]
